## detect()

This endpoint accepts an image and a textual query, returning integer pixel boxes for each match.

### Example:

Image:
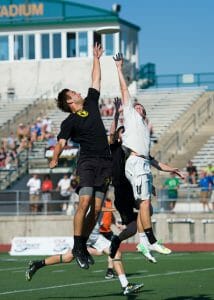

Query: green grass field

[0,252,214,300]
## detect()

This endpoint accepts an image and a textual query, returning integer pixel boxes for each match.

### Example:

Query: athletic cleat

[149,241,172,255]
[25,261,37,281]
[72,248,89,269]
[105,268,115,279]
[109,235,121,259]
[123,283,144,295]
[84,249,95,265]
[137,243,157,263]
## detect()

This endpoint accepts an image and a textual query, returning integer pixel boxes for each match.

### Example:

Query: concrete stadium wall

[0,213,213,244]
[0,57,121,100]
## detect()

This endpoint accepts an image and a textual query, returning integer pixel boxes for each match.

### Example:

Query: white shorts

[91,235,110,253]
[125,155,152,201]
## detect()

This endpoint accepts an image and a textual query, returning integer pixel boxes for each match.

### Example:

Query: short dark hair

[56,89,71,113]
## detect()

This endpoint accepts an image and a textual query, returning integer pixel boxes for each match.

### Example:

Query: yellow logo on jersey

[76,110,89,117]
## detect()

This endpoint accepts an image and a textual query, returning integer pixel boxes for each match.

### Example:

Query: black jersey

[57,88,110,157]
[110,141,128,186]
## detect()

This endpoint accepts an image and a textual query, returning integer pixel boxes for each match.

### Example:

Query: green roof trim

[0,0,140,31]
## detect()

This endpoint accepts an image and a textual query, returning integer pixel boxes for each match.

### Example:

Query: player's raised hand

[113,97,122,113]
[93,42,104,59]
[113,53,123,68]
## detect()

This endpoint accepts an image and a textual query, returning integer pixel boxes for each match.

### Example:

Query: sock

[34,260,45,269]
[118,274,129,288]
[73,235,84,249]
[138,232,149,247]
[118,221,137,241]
[82,236,89,253]
[144,227,157,244]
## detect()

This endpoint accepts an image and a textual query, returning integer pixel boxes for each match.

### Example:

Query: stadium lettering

[0,3,44,18]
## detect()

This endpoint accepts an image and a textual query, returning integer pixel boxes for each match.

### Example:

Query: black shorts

[76,156,112,193]
[114,182,137,225]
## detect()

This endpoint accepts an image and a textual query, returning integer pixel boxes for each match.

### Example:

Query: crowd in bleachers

[0,115,57,170]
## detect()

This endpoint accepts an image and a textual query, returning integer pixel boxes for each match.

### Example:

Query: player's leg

[26,251,73,281]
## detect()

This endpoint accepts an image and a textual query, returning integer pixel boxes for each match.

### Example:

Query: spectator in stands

[186,160,198,184]
[17,123,26,142]
[66,178,79,215]
[210,171,214,211]
[163,172,180,211]
[105,99,114,116]
[41,174,54,213]
[42,116,52,134]
[198,171,212,212]
[26,174,41,213]
[0,147,6,168]
[204,163,214,176]
[56,174,71,212]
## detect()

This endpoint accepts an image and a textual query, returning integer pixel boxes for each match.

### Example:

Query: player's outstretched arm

[49,139,66,169]
[109,97,122,144]
[91,43,103,92]
[151,159,185,179]
[113,53,130,106]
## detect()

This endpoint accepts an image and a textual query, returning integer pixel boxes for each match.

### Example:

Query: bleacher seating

[136,87,206,139]
[191,135,214,171]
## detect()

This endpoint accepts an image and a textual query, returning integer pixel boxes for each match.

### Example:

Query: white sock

[138,232,150,246]
[118,274,129,288]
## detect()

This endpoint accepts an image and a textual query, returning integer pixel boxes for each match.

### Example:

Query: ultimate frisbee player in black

[49,43,112,269]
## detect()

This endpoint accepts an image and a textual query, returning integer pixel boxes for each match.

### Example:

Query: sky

[71,0,214,75]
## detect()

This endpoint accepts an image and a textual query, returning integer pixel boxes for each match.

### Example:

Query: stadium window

[14,35,23,60]
[41,34,50,59]
[25,34,35,60]
[78,32,88,57]
[67,33,76,57]
[105,34,114,55]
[0,36,9,61]
[53,33,61,58]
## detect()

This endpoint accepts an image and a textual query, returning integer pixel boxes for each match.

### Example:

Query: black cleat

[25,261,38,281]
[72,248,89,269]
[105,268,115,279]
[85,249,95,265]
[109,235,121,259]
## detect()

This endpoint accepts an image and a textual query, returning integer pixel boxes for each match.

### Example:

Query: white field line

[0,267,213,296]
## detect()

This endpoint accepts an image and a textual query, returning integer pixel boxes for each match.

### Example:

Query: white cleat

[137,243,157,263]
[149,241,172,255]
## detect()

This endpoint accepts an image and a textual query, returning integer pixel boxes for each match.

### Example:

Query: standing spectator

[209,171,214,211]
[163,172,180,211]
[0,147,6,168]
[198,171,212,212]
[186,160,198,184]
[27,174,41,213]
[41,174,53,214]
[67,178,79,215]
[56,174,71,212]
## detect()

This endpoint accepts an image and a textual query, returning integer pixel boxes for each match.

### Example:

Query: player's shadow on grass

[165,295,213,300]
[39,289,149,299]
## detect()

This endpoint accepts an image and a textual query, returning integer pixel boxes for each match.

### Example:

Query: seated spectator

[186,160,198,184]
[17,123,26,142]
[105,99,114,116]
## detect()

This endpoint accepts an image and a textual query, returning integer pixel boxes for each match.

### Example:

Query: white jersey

[122,99,151,156]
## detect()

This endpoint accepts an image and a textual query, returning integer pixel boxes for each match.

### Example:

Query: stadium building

[0,0,140,99]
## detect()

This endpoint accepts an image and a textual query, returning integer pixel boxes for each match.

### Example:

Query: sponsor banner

[10,237,74,256]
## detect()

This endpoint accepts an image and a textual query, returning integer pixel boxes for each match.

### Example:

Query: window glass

[53,33,61,58]
[25,34,35,59]
[78,32,88,57]
[41,34,50,59]
[105,34,114,55]
[0,36,9,61]
[67,33,76,57]
[14,35,23,60]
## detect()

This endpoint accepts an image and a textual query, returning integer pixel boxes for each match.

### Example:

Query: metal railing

[0,186,210,216]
